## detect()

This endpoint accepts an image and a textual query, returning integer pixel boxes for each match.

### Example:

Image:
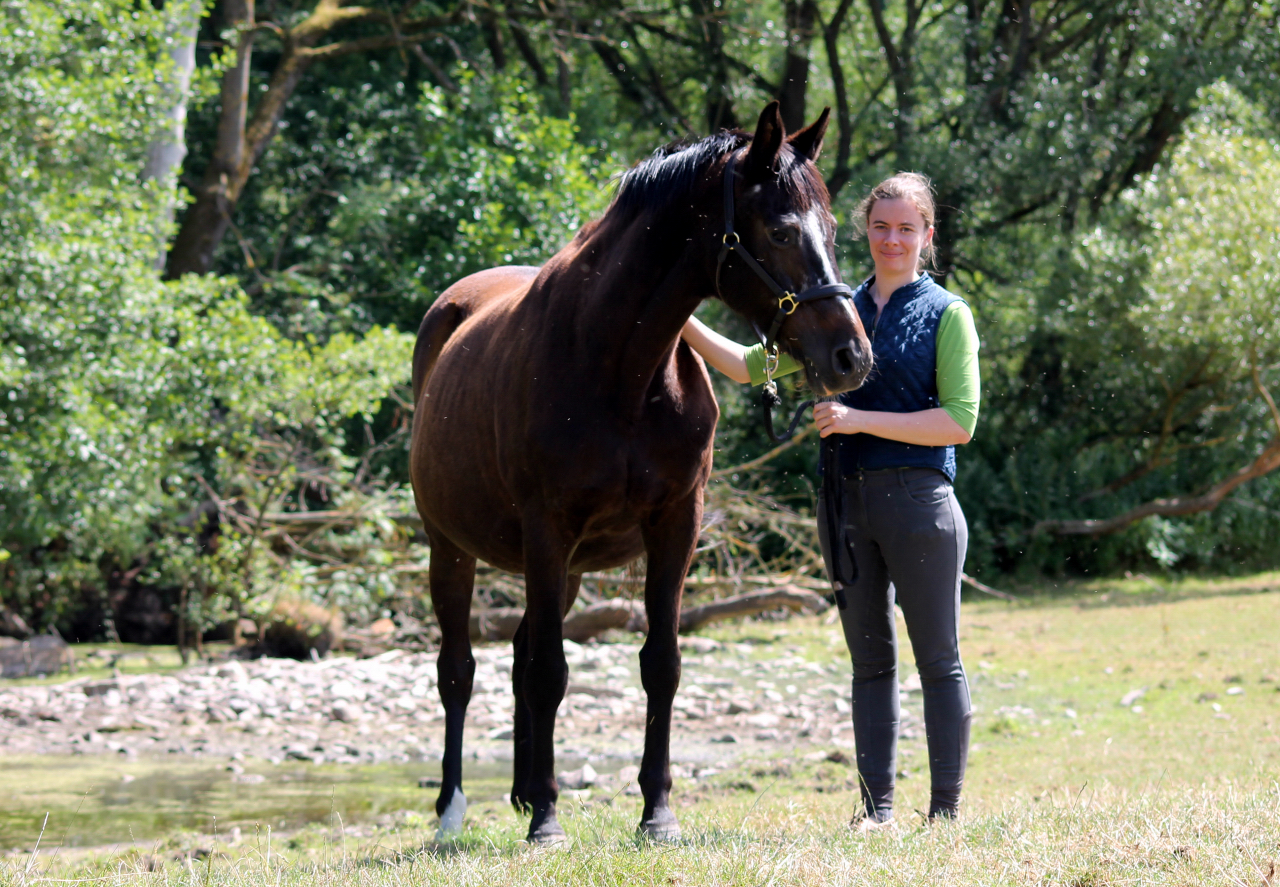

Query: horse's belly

[569,529,646,574]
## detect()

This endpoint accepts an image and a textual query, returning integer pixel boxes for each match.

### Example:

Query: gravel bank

[0,636,924,774]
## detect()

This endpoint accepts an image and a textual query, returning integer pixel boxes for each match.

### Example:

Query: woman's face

[866,198,933,278]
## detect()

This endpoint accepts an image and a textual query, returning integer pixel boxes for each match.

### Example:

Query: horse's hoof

[527,819,568,846]
[434,787,466,840]
[639,808,682,842]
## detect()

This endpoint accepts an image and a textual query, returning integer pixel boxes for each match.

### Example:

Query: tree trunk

[142,0,201,274]
[778,0,818,133]
[164,0,256,279]
[163,0,460,279]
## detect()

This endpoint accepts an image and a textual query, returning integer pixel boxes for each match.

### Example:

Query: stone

[558,763,597,790]
[216,661,248,682]
[1118,688,1146,707]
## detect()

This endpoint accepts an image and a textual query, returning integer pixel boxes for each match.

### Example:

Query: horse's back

[412,266,540,401]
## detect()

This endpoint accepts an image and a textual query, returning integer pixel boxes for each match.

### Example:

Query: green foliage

[216,66,613,334]
[4,0,1280,638]
[0,0,414,638]
[955,84,1280,576]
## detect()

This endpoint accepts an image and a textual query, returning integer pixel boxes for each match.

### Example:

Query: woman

[682,172,979,827]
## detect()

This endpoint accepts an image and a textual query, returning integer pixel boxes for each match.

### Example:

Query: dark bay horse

[409,102,871,844]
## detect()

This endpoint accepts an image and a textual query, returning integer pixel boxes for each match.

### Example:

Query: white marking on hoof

[435,788,467,840]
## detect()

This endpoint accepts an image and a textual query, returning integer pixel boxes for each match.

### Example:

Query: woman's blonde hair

[854,172,937,269]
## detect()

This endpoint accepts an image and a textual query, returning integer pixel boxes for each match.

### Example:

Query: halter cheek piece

[713,152,854,443]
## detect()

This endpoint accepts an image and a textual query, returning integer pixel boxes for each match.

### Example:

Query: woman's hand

[813,402,974,445]
[813,401,865,438]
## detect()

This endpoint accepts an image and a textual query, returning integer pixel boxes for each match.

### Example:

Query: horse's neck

[563,214,708,405]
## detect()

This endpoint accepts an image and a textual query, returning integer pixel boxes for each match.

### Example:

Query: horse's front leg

[637,491,703,840]
[519,516,575,844]
[511,573,581,814]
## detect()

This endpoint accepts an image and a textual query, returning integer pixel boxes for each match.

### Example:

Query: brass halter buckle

[778,292,799,315]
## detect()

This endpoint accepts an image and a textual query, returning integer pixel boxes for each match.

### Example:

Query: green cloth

[741,301,981,436]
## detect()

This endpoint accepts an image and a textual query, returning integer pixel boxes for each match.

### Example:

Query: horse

[409,102,872,844]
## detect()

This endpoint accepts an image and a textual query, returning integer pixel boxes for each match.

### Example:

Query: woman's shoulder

[922,275,967,307]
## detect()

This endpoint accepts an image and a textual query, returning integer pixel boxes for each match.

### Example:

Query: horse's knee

[638,642,681,696]
[437,647,476,706]
[523,651,567,713]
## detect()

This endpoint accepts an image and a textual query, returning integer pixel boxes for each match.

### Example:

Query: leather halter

[714,152,853,442]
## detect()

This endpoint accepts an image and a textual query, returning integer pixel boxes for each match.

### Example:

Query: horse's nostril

[833,345,856,377]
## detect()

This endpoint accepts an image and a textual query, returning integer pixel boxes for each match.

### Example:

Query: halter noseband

[714,152,853,443]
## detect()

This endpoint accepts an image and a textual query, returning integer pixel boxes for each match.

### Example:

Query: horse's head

[714,102,872,396]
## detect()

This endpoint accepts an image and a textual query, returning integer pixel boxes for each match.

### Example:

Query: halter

[714,152,854,443]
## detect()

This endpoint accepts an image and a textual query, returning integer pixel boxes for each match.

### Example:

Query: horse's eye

[768,226,797,247]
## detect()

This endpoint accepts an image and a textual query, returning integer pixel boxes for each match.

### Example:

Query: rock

[558,763,597,790]
[900,673,922,693]
[754,729,781,741]
[418,777,442,789]
[711,733,739,743]
[330,702,362,723]
[745,712,780,728]
[0,634,71,678]
[1225,686,1244,696]
[726,700,755,715]
[232,773,265,785]
[1118,688,1146,707]
[259,600,343,660]
[216,661,247,682]
[370,618,397,637]
[678,637,722,654]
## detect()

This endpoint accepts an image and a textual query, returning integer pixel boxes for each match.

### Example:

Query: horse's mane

[608,129,824,223]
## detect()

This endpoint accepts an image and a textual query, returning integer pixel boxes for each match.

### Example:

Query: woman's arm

[812,402,972,446]
[680,317,751,384]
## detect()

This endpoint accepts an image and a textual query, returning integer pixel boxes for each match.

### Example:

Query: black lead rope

[713,153,853,444]
[821,431,852,609]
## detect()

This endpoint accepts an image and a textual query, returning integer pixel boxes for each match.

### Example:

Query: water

[0,757,517,850]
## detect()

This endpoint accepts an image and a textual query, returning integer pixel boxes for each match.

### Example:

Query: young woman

[682,172,979,827]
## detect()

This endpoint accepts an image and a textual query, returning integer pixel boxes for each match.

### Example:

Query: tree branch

[1033,437,1280,536]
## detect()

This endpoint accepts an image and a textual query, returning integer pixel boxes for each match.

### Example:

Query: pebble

[0,637,926,767]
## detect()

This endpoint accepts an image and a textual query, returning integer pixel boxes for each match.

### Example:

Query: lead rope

[760,348,814,444]
[819,410,852,609]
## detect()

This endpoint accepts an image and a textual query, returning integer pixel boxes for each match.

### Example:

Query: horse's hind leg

[637,494,702,841]
[511,573,581,815]
[427,531,477,837]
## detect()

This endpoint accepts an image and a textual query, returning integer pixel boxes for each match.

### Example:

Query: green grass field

[4,574,1279,886]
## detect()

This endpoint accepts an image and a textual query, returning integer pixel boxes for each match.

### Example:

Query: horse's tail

[411,300,467,405]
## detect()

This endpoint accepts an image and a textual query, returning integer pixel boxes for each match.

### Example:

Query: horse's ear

[743,101,785,181]
[788,107,830,162]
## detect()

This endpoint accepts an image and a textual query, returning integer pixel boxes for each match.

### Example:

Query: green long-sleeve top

[742,301,981,437]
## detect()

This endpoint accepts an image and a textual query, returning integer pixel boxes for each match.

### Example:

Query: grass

[3,574,1280,885]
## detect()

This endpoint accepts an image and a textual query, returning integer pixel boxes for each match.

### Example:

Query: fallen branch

[1031,437,1280,536]
[679,585,829,632]
[466,586,830,643]
[960,572,1018,602]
